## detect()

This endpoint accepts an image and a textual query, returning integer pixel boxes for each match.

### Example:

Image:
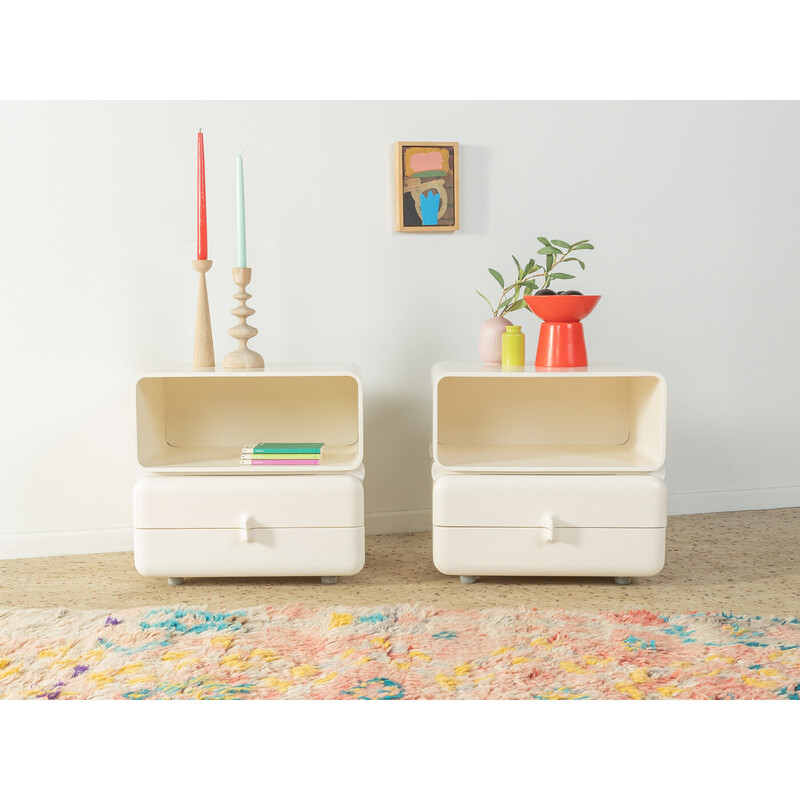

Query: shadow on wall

[461,145,490,236]
[362,386,433,518]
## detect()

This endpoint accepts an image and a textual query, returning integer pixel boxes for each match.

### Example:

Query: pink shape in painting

[409,151,443,173]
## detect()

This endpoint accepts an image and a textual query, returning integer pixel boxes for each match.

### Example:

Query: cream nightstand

[431,362,667,584]
[133,364,365,586]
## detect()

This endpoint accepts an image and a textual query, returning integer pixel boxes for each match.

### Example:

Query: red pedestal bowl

[523,294,601,367]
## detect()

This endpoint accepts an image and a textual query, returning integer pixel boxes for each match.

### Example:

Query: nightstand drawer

[432,525,664,577]
[133,473,365,578]
[134,526,365,578]
[133,474,363,529]
[433,474,666,529]
[432,474,666,577]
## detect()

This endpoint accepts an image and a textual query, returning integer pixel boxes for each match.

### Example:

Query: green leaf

[488,268,504,288]
[522,258,536,277]
[512,255,523,281]
[476,290,495,312]
[523,280,538,292]
[549,272,575,280]
[506,299,527,313]
[578,260,585,270]
[572,243,594,250]
[537,236,551,247]
[546,254,554,270]
[551,239,571,248]
[537,246,563,256]
[571,239,590,247]
[563,257,586,270]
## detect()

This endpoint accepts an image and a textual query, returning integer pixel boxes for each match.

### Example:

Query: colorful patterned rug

[1,604,799,699]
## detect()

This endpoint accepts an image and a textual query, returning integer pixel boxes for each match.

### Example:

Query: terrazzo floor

[1,508,799,615]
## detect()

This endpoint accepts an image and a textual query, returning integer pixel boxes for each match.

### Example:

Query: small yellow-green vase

[501,325,525,368]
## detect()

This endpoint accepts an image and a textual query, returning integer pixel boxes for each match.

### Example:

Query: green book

[241,442,324,455]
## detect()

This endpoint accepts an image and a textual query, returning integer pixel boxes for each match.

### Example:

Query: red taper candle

[197,130,208,260]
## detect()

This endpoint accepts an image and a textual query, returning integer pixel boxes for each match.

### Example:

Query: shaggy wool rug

[1,604,799,700]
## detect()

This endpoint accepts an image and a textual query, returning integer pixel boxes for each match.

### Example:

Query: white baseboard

[3,492,797,560]
[667,486,800,515]
[0,528,134,560]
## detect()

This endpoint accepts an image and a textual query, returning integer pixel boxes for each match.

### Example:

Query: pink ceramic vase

[478,316,511,364]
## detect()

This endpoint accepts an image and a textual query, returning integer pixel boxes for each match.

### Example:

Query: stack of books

[240,443,324,466]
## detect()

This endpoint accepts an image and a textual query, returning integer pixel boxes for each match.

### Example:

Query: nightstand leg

[321,576,338,585]
[614,577,632,585]
[167,577,185,586]
[460,575,478,584]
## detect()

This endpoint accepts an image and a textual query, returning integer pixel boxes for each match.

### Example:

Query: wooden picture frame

[394,142,459,232]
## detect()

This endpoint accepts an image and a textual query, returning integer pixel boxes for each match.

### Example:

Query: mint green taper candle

[236,153,247,268]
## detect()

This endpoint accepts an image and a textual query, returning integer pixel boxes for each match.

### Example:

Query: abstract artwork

[394,142,459,232]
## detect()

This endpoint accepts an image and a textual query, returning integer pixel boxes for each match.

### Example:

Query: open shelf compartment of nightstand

[135,366,362,474]
[432,362,665,474]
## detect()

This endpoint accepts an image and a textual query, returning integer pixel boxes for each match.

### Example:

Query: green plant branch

[476,290,496,313]
[492,269,547,313]
[478,238,594,316]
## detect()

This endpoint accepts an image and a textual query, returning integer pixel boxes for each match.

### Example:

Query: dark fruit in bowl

[561,290,583,295]
[534,288,557,295]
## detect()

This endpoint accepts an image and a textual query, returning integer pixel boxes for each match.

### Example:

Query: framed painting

[394,142,459,232]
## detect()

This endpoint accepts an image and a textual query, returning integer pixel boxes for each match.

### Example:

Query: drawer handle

[542,512,555,543]
[240,514,256,543]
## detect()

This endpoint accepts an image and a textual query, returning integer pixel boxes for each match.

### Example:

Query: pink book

[240,459,320,466]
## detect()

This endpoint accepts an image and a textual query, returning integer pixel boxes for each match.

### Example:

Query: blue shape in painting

[420,190,440,225]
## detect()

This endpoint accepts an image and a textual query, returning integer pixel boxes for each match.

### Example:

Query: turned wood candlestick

[222,267,264,369]
[192,259,215,367]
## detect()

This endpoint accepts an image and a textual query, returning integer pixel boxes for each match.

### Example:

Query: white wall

[1,101,799,557]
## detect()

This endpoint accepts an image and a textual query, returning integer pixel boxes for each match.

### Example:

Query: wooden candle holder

[222,267,264,369]
[192,259,215,368]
